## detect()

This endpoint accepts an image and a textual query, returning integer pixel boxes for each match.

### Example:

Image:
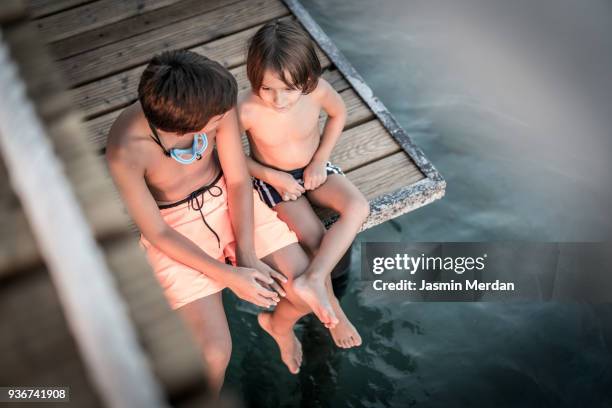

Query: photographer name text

[370,253,514,292]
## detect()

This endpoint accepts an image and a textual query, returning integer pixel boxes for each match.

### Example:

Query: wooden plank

[86,74,365,151]
[347,151,424,200]
[0,113,130,275]
[0,168,129,275]
[0,270,103,406]
[86,109,120,149]
[330,120,400,172]
[314,151,424,227]
[27,0,92,19]
[70,20,328,119]
[321,69,348,92]
[0,0,26,23]
[342,88,374,129]
[2,24,74,122]
[0,210,42,276]
[50,0,244,60]
[35,0,180,43]
[59,0,290,86]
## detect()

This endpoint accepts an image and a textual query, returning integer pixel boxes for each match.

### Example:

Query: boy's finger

[270,270,288,283]
[256,284,278,299]
[269,281,286,297]
[253,270,274,284]
[253,296,274,308]
[297,184,306,193]
[260,263,288,284]
[256,295,276,308]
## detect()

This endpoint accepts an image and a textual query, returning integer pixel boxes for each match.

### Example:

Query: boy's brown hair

[247,20,322,95]
[138,50,237,134]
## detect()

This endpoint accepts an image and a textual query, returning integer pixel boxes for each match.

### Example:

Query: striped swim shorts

[253,162,344,208]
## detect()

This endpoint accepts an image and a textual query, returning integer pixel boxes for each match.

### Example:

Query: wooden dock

[0,0,445,406]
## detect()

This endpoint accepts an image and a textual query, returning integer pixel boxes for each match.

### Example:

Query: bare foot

[294,274,339,328]
[258,313,303,374]
[330,314,362,349]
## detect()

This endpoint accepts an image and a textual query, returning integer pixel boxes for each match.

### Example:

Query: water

[223,1,612,406]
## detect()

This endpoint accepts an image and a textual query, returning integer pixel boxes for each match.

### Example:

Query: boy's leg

[275,197,361,348]
[275,197,326,257]
[258,241,311,374]
[274,197,335,325]
[325,274,362,348]
[305,174,369,281]
[177,292,231,396]
[287,175,367,337]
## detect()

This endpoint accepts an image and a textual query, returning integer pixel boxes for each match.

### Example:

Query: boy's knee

[283,253,310,281]
[343,195,370,223]
[299,224,325,256]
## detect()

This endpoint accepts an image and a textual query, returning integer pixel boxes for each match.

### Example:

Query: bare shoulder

[310,77,336,101]
[309,77,344,115]
[237,91,261,131]
[105,103,150,169]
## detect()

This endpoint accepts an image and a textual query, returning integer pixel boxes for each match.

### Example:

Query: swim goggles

[149,124,209,165]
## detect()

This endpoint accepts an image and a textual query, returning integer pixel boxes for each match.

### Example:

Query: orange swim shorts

[140,173,298,310]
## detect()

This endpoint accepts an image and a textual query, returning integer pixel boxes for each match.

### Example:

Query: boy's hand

[252,258,287,297]
[303,159,327,190]
[270,170,305,201]
[226,266,282,308]
[237,251,288,298]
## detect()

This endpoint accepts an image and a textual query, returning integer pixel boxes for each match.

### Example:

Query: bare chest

[143,136,219,203]
[249,101,321,148]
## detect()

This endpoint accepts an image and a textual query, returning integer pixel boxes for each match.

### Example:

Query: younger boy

[239,21,370,348]
[106,50,317,393]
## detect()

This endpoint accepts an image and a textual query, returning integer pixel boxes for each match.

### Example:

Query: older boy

[106,50,321,393]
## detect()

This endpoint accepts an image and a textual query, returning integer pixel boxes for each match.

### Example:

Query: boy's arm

[236,99,281,184]
[106,130,280,307]
[245,154,279,182]
[304,78,347,190]
[215,108,288,291]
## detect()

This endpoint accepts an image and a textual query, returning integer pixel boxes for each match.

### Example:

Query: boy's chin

[271,104,293,112]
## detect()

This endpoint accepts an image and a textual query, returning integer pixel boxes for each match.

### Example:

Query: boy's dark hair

[247,20,321,95]
[138,50,237,134]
